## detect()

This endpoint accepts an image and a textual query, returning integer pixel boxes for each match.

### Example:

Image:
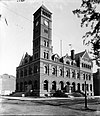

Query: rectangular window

[42,11,51,18]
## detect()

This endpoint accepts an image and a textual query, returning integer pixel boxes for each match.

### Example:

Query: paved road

[0,97,100,115]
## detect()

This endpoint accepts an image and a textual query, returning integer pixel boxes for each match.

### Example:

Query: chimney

[97,68,100,74]
[71,50,75,60]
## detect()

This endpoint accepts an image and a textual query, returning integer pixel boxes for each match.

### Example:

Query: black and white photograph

[0,0,100,115]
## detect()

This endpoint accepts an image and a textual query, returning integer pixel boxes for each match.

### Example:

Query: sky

[0,0,98,76]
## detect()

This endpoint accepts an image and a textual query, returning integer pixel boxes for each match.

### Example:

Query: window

[44,40,46,46]
[66,70,69,77]
[34,53,38,60]
[83,74,85,80]
[82,63,83,67]
[77,72,80,79]
[44,29,48,34]
[59,68,63,76]
[66,61,70,65]
[86,74,88,80]
[52,67,56,75]
[42,11,51,18]
[34,65,38,73]
[86,84,89,91]
[44,65,48,74]
[44,52,49,59]
[82,84,84,91]
[90,84,92,91]
[72,70,75,78]
[34,80,38,89]
[47,41,49,47]
[44,80,48,91]
[89,75,91,80]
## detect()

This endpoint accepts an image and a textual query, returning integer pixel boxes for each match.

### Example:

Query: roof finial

[42,0,44,5]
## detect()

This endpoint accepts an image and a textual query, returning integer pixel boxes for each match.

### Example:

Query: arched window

[60,81,64,90]
[89,75,91,80]
[90,84,92,91]
[24,81,27,91]
[72,70,75,78]
[86,74,88,80]
[83,74,85,80]
[82,83,84,91]
[77,72,80,79]
[20,82,23,91]
[44,65,48,74]
[86,84,89,91]
[28,80,33,90]
[65,82,70,93]
[77,83,80,91]
[66,70,69,77]
[52,81,56,91]
[34,80,38,90]
[72,82,75,92]
[52,66,56,75]
[59,68,63,76]
[44,80,48,91]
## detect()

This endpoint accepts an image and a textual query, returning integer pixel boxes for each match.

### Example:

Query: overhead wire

[1,2,64,47]
[1,4,33,22]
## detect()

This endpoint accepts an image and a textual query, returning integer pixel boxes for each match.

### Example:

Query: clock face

[44,20,48,27]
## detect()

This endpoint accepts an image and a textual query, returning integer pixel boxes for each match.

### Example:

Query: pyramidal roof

[40,4,52,13]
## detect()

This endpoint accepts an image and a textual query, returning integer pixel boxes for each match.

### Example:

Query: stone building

[0,74,16,95]
[16,5,94,97]
[93,69,100,96]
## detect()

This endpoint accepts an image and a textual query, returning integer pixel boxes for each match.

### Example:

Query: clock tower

[33,5,52,61]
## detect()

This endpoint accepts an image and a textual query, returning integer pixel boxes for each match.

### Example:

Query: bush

[71,91,85,97]
[53,90,68,97]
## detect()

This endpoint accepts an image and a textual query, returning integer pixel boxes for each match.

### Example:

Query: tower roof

[40,4,52,13]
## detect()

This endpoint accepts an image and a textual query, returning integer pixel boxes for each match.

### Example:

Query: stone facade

[0,74,16,95]
[16,5,94,97]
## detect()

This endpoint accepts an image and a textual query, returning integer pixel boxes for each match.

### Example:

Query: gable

[81,51,91,62]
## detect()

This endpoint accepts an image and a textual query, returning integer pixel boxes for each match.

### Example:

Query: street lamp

[84,80,88,109]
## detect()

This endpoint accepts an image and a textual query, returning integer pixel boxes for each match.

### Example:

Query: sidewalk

[1,95,100,101]
[0,96,73,101]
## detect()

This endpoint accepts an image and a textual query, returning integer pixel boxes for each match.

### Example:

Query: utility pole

[84,80,88,109]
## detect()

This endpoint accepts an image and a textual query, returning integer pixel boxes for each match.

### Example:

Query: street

[0,97,100,115]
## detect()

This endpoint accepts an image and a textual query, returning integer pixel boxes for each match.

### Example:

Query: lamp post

[84,80,88,109]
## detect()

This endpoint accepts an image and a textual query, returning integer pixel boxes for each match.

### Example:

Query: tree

[73,0,100,66]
